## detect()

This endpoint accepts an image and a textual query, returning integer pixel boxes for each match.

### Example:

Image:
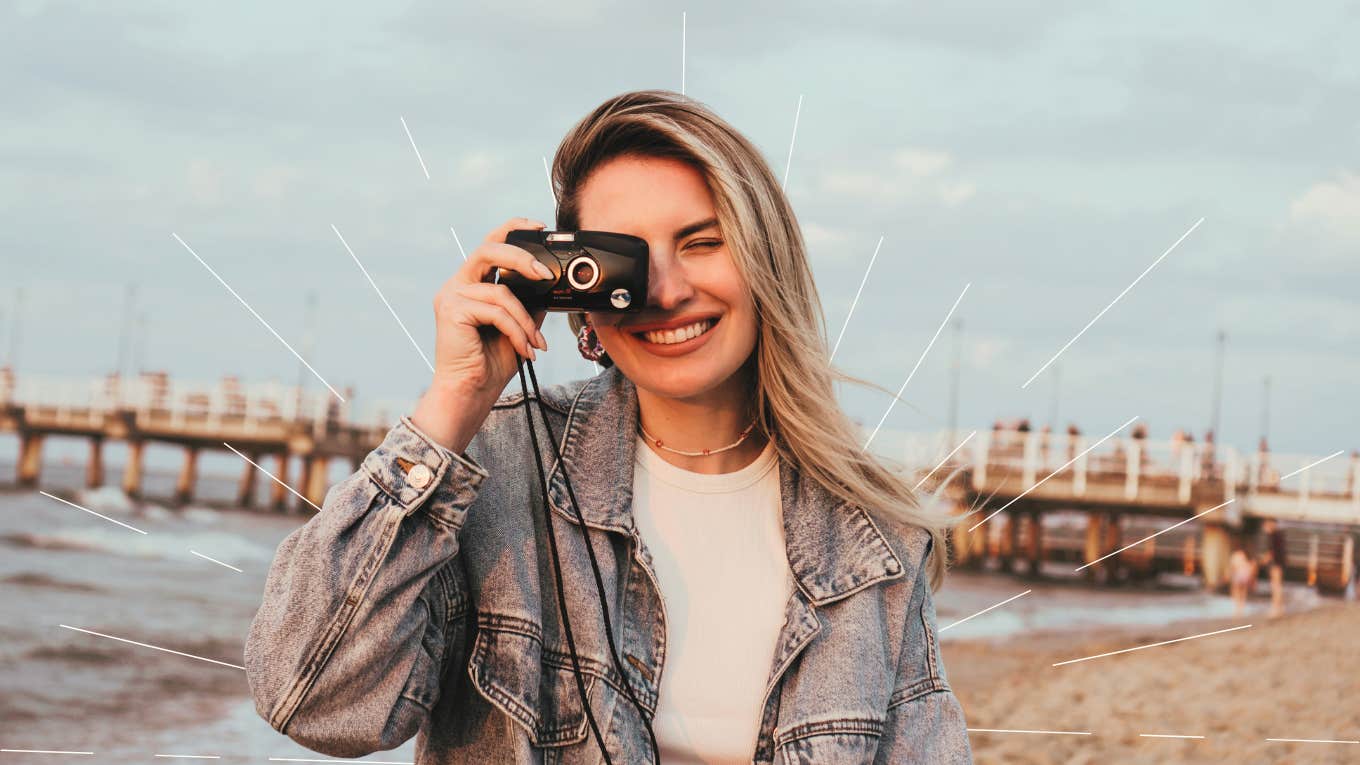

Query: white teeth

[641,319,713,345]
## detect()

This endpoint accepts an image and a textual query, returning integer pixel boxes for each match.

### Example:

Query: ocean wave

[0,526,274,567]
[0,572,104,593]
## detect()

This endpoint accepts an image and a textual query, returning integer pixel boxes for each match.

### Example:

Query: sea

[0,458,1326,763]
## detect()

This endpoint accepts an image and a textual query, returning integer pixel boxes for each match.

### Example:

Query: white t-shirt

[630,433,794,764]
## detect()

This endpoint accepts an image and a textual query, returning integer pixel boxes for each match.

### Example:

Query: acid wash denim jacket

[244,364,973,764]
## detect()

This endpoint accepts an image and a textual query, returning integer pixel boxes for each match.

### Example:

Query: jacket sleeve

[243,414,489,758]
[874,538,974,764]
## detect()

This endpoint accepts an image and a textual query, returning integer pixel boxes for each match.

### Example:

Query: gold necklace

[638,419,759,457]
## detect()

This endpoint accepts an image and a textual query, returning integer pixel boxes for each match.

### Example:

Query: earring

[577,321,606,361]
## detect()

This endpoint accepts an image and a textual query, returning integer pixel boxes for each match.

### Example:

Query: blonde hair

[550,90,957,589]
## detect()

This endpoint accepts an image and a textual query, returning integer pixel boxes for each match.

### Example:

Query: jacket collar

[543,365,911,606]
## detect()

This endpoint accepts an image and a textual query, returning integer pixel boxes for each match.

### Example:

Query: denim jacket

[244,364,973,764]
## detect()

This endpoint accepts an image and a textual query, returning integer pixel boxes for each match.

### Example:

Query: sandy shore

[946,602,1360,764]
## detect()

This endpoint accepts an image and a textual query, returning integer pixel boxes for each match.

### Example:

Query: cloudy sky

[3,0,1357,464]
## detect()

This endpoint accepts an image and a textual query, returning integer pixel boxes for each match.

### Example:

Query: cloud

[893,148,952,177]
[454,150,507,189]
[1289,171,1360,241]
[818,147,976,209]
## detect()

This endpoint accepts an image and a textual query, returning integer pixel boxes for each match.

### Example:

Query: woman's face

[579,155,758,402]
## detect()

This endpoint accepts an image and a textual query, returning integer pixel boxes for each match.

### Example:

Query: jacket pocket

[774,717,884,764]
[466,613,596,748]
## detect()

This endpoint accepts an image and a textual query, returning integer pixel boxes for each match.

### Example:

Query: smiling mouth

[632,317,719,346]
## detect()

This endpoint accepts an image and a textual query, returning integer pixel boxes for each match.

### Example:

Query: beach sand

[947,602,1360,764]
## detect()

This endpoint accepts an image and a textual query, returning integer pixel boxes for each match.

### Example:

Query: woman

[244,90,972,764]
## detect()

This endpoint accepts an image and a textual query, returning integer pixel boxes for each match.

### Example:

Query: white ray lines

[450,227,469,261]
[542,156,557,206]
[967,729,1092,736]
[1279,449,1345,481]
[1076,499,1233,572]
[939,589,1030,632]
[782,94,803,192]
[681,11,686,94]
[1021,216,1204,389]
[189,550,243,573]
[334,224,434,373]
[39,490,147,534]
[0,750,93,756]
[913,431,977,491]
[223,443,322,513]
[174,233,344,401]
[1265,737,1360,745]
[861,283,971,452]
[1052,623,1251,667]
[58,625,245,671]
[1140,734,1205,740]
[968,415,1138,532]
[829,235,883,362]
[399,116,430,180]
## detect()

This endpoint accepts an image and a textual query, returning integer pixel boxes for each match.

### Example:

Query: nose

[646,243,695,311]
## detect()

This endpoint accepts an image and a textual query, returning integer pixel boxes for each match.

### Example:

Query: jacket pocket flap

[467,616,594,747]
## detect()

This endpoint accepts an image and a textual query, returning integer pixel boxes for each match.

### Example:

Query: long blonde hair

[551,90,957,589]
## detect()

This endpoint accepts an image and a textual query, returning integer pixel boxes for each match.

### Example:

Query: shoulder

[467,373,598,461]
[863,508,935,588]
[487,373,596,420]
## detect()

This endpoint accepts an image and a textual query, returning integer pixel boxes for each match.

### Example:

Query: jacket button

[408,463,432,489]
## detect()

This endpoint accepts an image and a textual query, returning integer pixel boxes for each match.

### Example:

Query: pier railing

[900,428,1360,525]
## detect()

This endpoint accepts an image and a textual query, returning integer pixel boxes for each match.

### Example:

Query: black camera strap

[514,356,661,763]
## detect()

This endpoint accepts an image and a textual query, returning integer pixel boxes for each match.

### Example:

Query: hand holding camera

[410,217,649,452]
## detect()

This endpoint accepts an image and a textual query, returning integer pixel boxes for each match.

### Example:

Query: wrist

[411,381,494,454]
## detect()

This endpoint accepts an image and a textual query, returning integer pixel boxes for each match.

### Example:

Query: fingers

[460,282,547,351]
[461,241,556,286]
[459,298,539,361]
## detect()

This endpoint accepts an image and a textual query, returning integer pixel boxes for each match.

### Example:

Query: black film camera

[497,229,649,312]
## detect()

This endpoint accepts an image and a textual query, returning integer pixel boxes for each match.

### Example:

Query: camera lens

[566,255,600,291]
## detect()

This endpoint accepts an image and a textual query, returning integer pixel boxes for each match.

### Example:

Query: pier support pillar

[174,446,199,505]
[303,455,329,513]
[270,453,291,512]
[236,452,260,508]
[1104,513,1123,584]
[122,440,145,499]
[1024,510,1044,578]
[86,437,105,489]
[17,432,44,488]
[1201,522,1231,591]
[1002,513,1020,574]
[1082,513,1105,581]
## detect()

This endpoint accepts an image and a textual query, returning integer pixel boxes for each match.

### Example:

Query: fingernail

[533,262,554,280]
[536,330,548,349]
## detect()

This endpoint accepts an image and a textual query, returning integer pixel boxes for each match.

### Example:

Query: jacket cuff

[360,415,489,519]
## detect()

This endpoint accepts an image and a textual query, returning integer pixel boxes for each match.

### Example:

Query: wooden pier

[899,427,1360,592]
[0,369,403,511]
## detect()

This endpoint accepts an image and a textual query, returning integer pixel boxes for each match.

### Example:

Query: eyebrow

[673,217,719,240]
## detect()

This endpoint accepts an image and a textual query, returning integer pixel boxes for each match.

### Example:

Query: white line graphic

[39,491,147,534]
[829,235,883,362]
[1076,499,1233,572]
[173,233,344,401]
[939,590,1030,632]
[58,625,245,671]
[968,415,1138,532]
[223,443,322,513]
[1053,624,1252,667]
[334,224,434,373]
[1022,217,1204,389]
[399,116,430,180]
[861,283,971,452]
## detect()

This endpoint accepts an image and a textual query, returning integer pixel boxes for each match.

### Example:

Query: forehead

[576,155,717,234]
